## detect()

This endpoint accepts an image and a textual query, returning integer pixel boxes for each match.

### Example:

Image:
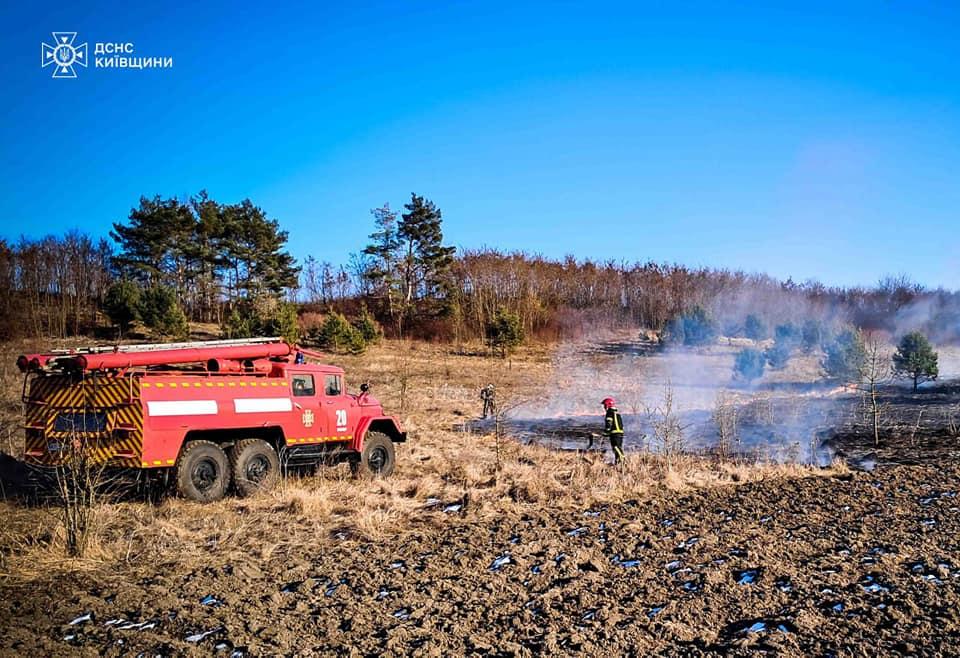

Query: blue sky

[2,1,958,288]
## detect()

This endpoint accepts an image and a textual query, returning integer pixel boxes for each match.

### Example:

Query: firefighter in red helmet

[602,397,626,465]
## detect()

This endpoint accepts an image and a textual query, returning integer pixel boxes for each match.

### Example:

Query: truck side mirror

[360,383,370,393]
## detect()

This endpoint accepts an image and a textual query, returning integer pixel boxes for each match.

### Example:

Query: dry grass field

[7,337,960,656]
[0,338,823,584]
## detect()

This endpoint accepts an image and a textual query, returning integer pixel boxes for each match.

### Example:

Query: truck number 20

[335,409,347,428]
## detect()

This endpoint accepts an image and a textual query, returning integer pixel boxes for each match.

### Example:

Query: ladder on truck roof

[18,338,294,374]
[45,337,283,356]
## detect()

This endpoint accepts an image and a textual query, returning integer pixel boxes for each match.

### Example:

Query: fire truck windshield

[324,375,342,396]
[292,374,315,396]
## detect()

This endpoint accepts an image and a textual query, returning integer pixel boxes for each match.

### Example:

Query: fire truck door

[290,372,327,438]
[320,373,355,439]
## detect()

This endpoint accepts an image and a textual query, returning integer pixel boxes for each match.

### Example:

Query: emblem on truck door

[302,409,315,427]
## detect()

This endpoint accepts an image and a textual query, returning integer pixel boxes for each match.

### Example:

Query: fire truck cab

[18,338,406,502]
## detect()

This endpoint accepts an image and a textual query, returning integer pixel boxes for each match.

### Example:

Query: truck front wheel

[176,440,230,503]
[230,439,280,497]
[351,432,396,478]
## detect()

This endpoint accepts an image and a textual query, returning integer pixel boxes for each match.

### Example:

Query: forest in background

[1,191,958,349]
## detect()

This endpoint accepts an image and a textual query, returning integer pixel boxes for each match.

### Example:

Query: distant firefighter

[601,397,626,465]
[480,384,496,419]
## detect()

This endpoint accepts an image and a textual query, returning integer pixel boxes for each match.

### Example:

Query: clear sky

[2,1,958,288]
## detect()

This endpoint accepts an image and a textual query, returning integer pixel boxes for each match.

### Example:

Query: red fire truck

[17,338,406,502]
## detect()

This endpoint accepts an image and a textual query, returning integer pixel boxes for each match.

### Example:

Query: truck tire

[351,432,396,478]
[176,440,230,503]
[230,438,280,497]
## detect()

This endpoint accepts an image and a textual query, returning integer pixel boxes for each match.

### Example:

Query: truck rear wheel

[176,440,229,503]
[230,439,280,497]
[351,432,396,478]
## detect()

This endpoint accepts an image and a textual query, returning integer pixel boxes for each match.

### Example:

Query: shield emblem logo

[302,409,315,427]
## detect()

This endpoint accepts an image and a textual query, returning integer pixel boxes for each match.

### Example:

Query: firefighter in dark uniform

[480,384,496,419]
[602,397,626,465]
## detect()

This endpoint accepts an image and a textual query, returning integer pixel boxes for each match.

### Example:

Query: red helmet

[602,397,616,409]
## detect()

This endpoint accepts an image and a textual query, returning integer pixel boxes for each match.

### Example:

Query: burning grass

[0,338,839,585]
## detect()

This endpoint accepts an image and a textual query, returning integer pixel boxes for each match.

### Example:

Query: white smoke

[511,284,960,463]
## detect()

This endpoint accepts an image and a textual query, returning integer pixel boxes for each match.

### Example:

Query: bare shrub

[785,441,801,464]
[622,385,646,416]
[298,311,326,337]
[909,409,925,447]
[648,382,687,467]
[943,405,960,438]
[491,388,529,472]
[743,393,775,426]
[0,417,19,460]
[712,390,740,460]
[53,426,110,558]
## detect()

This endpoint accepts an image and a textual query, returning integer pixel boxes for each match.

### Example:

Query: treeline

[345,197,960,344]
[329,197,820,341]
[376,249,960,345]
[0,233,113,339]
[2,191,958,348]
[448,253,787,341]
[0,191,300,341]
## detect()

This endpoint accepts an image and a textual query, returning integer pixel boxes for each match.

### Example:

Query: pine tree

[220,200,300,301]
[363,204,403,322]
[103,280,141,336]
[139,285,189,339]
[314,312,366,354]
[353,306,382,344]
[184,190,225,323]
[765,342,792,369]
[766,323,801,369]
[111,196,194,287]
[485,309,524,358]
[679,306,716,346]
[744,314,768,341]
[734,348,765,382]
[774,323,801,349]
[801,319,823,354]
[822,328,866,382]
[893,331,939,392]
[113,194,299,326]
[398,193,455,304]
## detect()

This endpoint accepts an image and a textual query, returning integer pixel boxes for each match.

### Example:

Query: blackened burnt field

[3,465,960,656]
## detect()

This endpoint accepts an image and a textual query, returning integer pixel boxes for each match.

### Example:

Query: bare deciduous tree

[857,333,891,447]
